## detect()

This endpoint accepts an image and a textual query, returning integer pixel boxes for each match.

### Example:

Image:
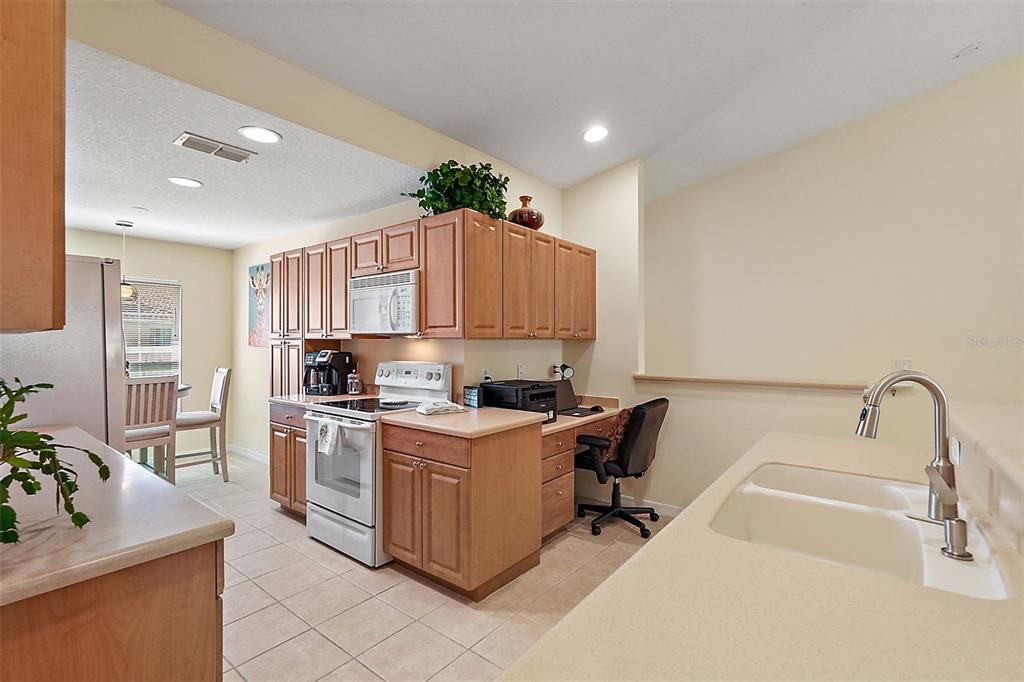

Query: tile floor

[177,452,668,682]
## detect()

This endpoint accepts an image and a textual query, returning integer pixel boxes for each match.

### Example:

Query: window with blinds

[122,279,182,379]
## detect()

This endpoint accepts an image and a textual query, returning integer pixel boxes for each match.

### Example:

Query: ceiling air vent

[173,131,256,163]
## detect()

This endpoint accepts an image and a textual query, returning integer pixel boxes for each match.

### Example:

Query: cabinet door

[285,342,304,396]
[325,237,350,337]
[290,429,307,514]
[383,451,422,567]
[0,0,65,331]
[419,212,464,338]
[421,459,471,588]
[283,249,303,338]
[553,240,576,339]
[303,244,326,338]
[382,221,419,272]
[573,246,597,339]
[464,211,502,339]
[351,231,383,277]
[269,253,284,338]
[270,341,287,396]
[269,424,291,506]
[529,232,556,338]
[502,222,530,339]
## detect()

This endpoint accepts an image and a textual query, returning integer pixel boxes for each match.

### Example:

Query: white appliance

[304,361,452,566]
[0,255,126,452]
[347,270,419,335]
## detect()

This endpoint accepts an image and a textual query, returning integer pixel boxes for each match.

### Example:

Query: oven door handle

[340,421,375,432]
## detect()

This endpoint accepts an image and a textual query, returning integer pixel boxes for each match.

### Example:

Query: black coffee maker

[303,350,355,396]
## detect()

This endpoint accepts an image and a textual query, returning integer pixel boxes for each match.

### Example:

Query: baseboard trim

[575,493,684,518]
[228,444,268,462]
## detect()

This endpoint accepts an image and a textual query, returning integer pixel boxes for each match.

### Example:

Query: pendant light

[116,220,138,303]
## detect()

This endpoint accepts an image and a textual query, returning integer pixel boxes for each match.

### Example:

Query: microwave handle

[387,289,398,331]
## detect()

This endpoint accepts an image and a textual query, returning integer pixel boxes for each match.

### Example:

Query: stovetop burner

[320,398,420,413]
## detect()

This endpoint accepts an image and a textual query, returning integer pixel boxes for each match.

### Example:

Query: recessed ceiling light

[953,42,984,60]
[583,125,608,143]
[168,176,203,188]
[238,126,282,144]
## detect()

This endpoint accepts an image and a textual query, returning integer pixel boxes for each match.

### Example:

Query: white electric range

[304,361,452,566]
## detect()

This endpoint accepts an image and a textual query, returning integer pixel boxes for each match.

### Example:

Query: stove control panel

[376,361,452,395]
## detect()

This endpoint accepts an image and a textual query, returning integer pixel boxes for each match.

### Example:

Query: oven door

[305,413,377,526]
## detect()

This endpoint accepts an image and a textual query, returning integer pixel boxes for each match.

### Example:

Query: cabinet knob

[556,441,564,448]
[555,464,563,470]
[285,415,294,421]
[419,461,427,469]
[556,490,563,496]
[596,427,603,433]
[414,441,424,447]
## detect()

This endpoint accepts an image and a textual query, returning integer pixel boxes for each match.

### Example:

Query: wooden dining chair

[124,375,179,483]
[174,367,232,482]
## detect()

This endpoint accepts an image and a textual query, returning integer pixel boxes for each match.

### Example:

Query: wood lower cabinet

[555,239,597,340]
[541,472,575,537]
[0,0,65,332]
[382,423,540,599]
[270,404,307,514]
[420,209,503,339]
[503,223,555,339]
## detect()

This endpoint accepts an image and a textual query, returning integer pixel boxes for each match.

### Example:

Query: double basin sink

[710,463,1008,600]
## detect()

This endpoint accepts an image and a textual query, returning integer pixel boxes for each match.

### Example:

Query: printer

[480,380,558,424]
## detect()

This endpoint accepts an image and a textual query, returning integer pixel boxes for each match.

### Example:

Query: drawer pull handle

[596,427,603,432]
[556,441,564,448]
[285,415,294,420]
[555,464,563,470]
[414,441,424,447]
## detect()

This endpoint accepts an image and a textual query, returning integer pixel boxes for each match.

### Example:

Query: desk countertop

[380,407,547,439]
[0,426,234,606]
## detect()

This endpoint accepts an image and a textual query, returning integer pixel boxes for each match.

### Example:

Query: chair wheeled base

[577,478,659,538]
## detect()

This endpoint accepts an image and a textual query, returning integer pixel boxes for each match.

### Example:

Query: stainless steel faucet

[855,370,957,522]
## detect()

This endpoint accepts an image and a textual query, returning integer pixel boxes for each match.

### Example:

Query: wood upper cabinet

[421,459,470,586]
[283,249,303,337]
[285,342,303,396]
[269,253,284,337]
[270,340,302,397]
[0,0,65,331]
[382,221,420,271]
[351,231,383,277]
[503,223,554,339]
[554,239,597,340]
[269,424,291,506]
[464,212,503,338]
[383,450,423,566]
[325,237,350,336]
[420,211,464,338]
[303,244,326,337]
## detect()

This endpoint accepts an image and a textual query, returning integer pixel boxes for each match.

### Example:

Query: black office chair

[574,397,670,538]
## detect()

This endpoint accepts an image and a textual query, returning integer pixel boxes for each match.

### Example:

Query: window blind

[122,279,182,379]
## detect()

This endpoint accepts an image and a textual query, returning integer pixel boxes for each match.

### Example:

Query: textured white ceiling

[163,1,1024,200]
[66,41,423,249]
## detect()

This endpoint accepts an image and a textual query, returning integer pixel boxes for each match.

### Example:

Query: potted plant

[403,160,511,220]
[0,378,109,543]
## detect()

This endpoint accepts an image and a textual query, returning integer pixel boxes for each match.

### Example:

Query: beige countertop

[541,408,621,436]
[504,431,1023,681]
[0,425,234,607]
[381,407,547,438]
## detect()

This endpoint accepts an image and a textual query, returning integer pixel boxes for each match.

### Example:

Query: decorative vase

[507,195,545,230]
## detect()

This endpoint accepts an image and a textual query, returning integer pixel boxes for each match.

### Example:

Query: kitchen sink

[710,464,1008,600]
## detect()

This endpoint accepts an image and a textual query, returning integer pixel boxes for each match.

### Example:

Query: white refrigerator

[0,255,125,452]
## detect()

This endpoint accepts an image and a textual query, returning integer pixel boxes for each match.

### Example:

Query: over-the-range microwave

[348,270,419,334]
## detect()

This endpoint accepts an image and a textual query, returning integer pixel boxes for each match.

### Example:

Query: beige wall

[65,229,234,451]
[642,56,1024,508]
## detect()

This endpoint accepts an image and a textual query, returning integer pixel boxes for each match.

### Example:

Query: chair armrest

[576,435,611,485]
[576,434,611,450]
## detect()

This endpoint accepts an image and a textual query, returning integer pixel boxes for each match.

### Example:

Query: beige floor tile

[589,541,640,573]
[211,488,269,510]
[224,498,283,520]
[223,668,243,682]
[283,576,371,626]
[239,630,351,682]
[616,515,671,545]
[518,582,590,629]
[430,651,502,682]
[223,580,276,624]
[264,518,313,543]
[231,517,261,537]
[243,507,304,529]
[223,562,247,588]
[472,574,548,614]
[317,598,412,656]
[189,480,254,500]
[255,559,336,600]
[560,561,615,594]
[232,544,308,579]
[224,529,279,561]
[319,660,382,681]
[286,537,362,574]
[359,622,464,682]
[420,600,510,648]
[223,603,309,667]
[524,553,581,586]
[566,517,629,545]
[223,657,232,672]
[471,615,550,669]
[377,578,452,618]
[539,534,606,566]
[343,565,408,595]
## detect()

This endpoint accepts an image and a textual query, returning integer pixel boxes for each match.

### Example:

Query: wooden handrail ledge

[633,374,869,392]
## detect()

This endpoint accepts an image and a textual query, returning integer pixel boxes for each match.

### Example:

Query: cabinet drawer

[541,450,573,483]
[541,471,574,537]
[575,416,616,439]
[541,431,574,459]
[270,402,306,427]
[382,425,471,468]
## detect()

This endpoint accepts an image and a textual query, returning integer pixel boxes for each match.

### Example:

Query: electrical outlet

[552,364,560,377]
[481,368,491,382]
[516,364,525,380]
